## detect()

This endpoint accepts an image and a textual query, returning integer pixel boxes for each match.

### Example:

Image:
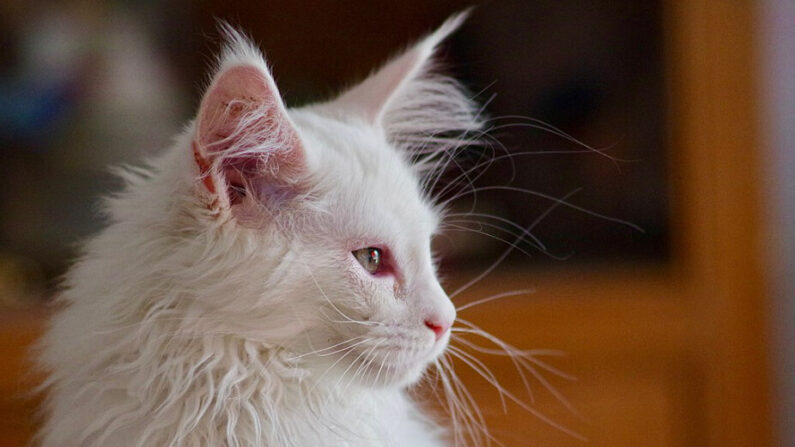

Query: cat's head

[171,13,481,389]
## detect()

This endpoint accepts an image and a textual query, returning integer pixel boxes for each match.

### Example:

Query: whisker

[442,222,538,260]
[336,340,382,391]
[444,211,549,251]
[449,188,581,299]
[310,338,374,389]
[285,336,369,361]
[450,332,537,406]
[452,337,575,381]
[442,186,643,232]
[325,319,385,327]
[436,355,496,447]
[455,289,535,312]
[447,345,512,411]
[483,115,627,164]
[454,318,583,420]
[442,217,550,256]
[346,341,383,391]
[447,342,584,440]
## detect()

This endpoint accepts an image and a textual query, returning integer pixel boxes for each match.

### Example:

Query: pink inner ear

[194,65,305,206]
[198,66,277,152]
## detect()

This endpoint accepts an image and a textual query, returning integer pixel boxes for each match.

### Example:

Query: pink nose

[424,319,450,341]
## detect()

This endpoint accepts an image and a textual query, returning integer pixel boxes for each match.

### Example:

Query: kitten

[35,12,487,447]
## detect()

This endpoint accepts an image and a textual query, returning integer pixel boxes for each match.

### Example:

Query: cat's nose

[424,318,450,341]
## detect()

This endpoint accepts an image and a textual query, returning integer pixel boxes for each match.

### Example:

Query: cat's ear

[326,10,482,147]
[193,26,304,211]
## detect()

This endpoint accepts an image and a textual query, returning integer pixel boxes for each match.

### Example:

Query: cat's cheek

[343,259,382,309]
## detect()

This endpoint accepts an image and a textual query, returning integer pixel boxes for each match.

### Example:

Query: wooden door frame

[669,1,773,445]
[460,1,774,446]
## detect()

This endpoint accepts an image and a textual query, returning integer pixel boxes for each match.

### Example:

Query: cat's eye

[353,247,382,274]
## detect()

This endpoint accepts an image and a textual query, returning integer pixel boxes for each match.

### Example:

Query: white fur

[36,13,482,447]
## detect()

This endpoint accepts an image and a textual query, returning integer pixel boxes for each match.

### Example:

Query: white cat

[35,12,487,447]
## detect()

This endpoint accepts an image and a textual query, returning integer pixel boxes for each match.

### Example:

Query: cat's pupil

[353,247,381,273]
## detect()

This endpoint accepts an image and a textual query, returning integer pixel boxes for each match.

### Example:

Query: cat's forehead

[290,109,439,236]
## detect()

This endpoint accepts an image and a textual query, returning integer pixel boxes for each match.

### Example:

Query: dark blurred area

[0,0,668,300]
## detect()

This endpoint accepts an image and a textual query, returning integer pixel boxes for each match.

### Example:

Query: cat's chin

[309,353,434,390]
[364,343,450,388]
[357,360,430,389]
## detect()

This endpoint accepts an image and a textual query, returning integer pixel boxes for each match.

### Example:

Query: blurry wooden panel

[666,1,774,445]
[0,310,44,447]
[440,269,700,446]
[445,354,696,447]
[449,268,692,356]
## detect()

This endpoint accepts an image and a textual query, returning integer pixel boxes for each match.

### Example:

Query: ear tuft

[328,10,472,125]
[321,10,484,180]
[193,24,304,211]
[319,9,484,189]
[214,22,273,81]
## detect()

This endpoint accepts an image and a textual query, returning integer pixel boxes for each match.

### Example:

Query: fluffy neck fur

[36,13,482,447]
[38,138,447,447]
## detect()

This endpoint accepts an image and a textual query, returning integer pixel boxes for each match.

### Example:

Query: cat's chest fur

[54,360,441,447]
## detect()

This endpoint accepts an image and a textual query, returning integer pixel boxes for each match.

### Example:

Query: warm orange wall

[0,310,44,446]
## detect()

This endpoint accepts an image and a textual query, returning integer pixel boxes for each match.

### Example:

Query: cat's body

[36,14,482,447]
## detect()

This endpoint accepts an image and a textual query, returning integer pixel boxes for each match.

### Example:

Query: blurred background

[0,1,790,446]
